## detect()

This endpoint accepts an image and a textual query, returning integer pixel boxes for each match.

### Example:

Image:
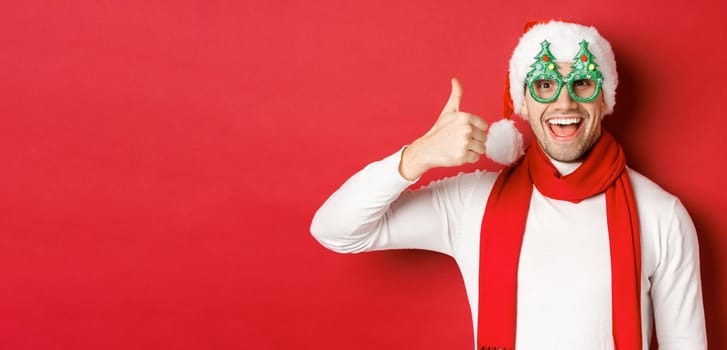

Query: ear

[599,95,607,118]
[521,97,529,118]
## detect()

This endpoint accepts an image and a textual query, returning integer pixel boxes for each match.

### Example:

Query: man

[310,21,706,349]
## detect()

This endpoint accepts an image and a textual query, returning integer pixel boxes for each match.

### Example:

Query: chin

[542,142,589,162]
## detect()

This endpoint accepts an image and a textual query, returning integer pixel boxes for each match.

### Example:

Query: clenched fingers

[467,139,486,155]
[467,114,488,133]
[469,127,487,143]
[465,150,481,164]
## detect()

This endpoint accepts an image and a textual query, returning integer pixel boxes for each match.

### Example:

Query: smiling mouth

[546,117,584,141]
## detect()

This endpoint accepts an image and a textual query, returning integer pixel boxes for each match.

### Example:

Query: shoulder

[626,168,682,213]
[402,169,501,219]
[626,168,696,250]
[417,169,500,200]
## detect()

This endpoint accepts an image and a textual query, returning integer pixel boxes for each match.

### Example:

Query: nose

[552,85,578,111]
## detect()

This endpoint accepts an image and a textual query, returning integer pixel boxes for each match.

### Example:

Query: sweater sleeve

[649,199,707,349]
[310,148,471,256]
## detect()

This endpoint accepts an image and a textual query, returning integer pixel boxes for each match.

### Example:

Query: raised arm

[310,78,489,256]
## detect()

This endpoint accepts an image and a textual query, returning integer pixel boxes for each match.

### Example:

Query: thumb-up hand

[399,78,489,180]
[440,76,463,115]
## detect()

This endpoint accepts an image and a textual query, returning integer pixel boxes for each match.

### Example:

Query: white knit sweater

[311,149,707,349]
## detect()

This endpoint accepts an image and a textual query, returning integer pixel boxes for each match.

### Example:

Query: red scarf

[476,131,642,349]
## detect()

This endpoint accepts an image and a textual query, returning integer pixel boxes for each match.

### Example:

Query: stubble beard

[536,110,601,162]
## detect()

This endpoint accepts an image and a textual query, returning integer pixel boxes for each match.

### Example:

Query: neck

[548,157,582,176]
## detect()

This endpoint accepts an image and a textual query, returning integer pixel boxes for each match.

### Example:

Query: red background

[1,1,725,349]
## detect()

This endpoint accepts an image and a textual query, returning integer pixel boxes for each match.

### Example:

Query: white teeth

[548,118,581,125]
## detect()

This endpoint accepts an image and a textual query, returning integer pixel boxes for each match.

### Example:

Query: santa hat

[485,20,618,166]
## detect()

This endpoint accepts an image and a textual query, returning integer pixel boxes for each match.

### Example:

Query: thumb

[440,77,462,115]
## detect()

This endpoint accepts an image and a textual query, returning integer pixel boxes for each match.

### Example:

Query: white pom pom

[485,119,524,166]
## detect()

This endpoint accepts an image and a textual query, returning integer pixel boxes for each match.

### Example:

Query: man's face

[521,62,608,162]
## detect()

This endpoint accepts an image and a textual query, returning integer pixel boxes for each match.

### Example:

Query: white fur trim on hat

[486,118,524,165]
[509,21,618,117]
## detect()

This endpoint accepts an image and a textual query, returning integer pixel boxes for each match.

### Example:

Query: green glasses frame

[525,40,605,103]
